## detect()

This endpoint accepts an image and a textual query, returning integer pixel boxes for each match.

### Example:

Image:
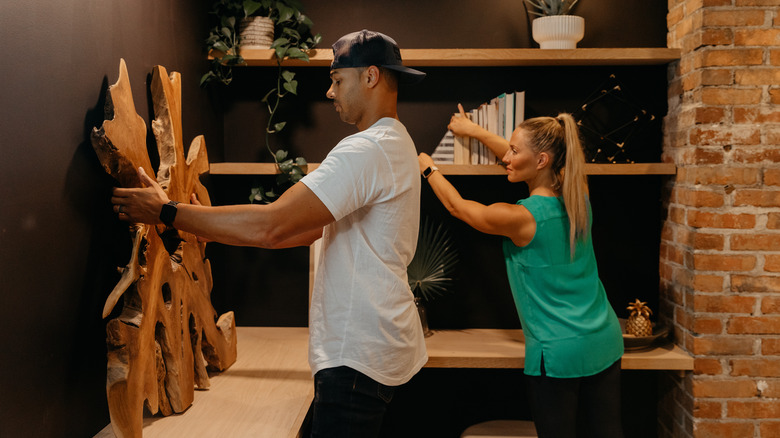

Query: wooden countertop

[95,326,692,438]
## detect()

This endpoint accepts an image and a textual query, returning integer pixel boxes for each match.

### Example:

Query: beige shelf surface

[213,47,680,67]
[95,327,691,438]
[209,162,676,176]
[95,327,313,438]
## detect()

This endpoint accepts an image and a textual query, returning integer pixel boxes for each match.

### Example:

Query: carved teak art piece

[91,59,237,438]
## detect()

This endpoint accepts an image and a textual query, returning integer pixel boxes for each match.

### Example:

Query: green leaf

[281,70,296,82]
[275,149,288,162]
[243,0,264,17]
[294,157,307,166]
[283,80,298,95]
[274,121,287,132]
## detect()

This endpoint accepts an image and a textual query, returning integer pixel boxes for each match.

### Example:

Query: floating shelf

[210,47,681,67]
[209,162,676,176]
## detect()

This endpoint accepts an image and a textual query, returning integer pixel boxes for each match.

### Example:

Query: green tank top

[503,195,623,378]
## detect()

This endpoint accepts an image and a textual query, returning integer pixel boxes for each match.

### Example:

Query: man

[111,29,428,437]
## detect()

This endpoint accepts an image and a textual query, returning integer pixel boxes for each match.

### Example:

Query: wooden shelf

[95,326,693,438]
[424,329,694,371]
[209,162,676,176]
[212,47,681,67]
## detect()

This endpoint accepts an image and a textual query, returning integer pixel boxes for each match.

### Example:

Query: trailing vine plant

[202,0,321,203]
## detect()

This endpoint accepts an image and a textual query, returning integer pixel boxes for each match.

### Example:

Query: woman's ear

[537,152,551,170]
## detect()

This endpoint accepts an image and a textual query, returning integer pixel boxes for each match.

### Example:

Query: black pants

[526,359,624,438]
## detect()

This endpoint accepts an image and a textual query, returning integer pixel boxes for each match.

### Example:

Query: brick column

[662,1,780,437]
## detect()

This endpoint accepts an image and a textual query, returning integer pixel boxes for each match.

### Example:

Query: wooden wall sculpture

[91,59,237,438]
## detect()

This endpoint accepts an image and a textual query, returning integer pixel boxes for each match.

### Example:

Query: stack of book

[431,91,525,165]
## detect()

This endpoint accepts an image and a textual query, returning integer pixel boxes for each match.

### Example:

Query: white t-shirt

[300,117,427,386]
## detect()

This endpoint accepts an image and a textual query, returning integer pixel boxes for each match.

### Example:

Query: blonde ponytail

[518,113,589,254]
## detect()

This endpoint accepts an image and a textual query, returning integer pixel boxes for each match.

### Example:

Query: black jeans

[526,359,624,438]
[310,366,396,438]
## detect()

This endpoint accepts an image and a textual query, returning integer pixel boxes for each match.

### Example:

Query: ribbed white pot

[532,15,585,49]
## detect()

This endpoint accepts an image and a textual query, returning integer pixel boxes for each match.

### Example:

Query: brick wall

[662,0,780,437]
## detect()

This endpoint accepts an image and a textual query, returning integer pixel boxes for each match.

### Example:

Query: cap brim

[382,64,426,85]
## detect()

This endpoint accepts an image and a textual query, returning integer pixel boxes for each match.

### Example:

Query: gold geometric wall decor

[91,59,237,438]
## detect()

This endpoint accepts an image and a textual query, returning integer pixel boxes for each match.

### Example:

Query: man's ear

[365,65,380,88]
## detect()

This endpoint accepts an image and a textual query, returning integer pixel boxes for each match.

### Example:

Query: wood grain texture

[91,59,237,438]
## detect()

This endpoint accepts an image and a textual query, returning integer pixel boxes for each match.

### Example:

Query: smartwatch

[159,200,180,227]
[423,166,439,179]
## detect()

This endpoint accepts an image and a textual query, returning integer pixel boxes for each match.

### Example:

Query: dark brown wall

[0,1,218,437]
[0,1,668,437]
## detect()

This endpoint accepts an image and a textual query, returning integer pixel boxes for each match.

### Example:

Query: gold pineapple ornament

[626,299,653,337]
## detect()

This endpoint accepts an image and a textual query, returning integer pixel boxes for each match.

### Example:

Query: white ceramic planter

[532,15,585,49]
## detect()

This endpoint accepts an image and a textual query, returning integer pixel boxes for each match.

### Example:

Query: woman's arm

[418,153,535,246]
[448,103,511,159]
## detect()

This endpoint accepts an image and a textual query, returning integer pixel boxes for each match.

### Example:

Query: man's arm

[112,167,332,249]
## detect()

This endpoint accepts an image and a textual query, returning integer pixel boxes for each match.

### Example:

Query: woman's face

[502,128,543,184]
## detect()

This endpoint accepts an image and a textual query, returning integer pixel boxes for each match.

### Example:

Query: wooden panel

[218,48,681,67]
[209,162,675,176]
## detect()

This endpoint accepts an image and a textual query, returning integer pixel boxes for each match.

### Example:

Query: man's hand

[111,167,171,224]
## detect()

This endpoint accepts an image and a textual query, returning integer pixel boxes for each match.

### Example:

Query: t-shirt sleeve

[300,136,394,221]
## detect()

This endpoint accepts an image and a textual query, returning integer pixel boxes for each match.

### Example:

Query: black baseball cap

[331,30,426,85]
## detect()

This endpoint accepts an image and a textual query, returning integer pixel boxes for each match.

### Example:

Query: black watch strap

[159,200,180,227]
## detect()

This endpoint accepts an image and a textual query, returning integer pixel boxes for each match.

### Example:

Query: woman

[418,104,624,438]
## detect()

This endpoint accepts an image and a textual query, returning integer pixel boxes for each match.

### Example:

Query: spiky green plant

[407,218,459,302]
[525,0,579,16]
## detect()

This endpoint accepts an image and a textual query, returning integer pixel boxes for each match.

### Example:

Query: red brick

[702,69,733,86]
[693,378,757,397]
[687,211,756,229]
[692,336,756,355]
[765,255,780,272]
[762,296,780,314]
[681,146,725,164]
[676,188,725,208]
[701,28,735,46]
[703,9,766,26]
[700,48,765,67]
[756,379,780,397]
[694,274,726,292]
[769,213,780,229]
[728,316,780,334]
[694,317,724,334]
[694,233,725,250]
[731,233,780,251]
[734,107,780,123]
[762,338,780,354]
[735,29,780,46]
[695,357,724,375]
[766,169,780,186]
[694,295,756,313]
[733,147,780,164]
[731,358,780,377]
[760,421,780,438]
[695,106,727,124]
[732,275,780,293]
[734,189,780,207]
[701,88,763,106]
[728,399,780,418]
[694,399,722,419]
[693,254,756,271]
[693,420,754,437]
[686,167,760,185]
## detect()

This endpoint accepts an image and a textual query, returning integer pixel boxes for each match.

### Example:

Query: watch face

[424,167,432,177]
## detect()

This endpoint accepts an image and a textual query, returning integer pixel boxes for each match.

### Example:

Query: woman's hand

[418,152,435,175]
[448,103,478,137]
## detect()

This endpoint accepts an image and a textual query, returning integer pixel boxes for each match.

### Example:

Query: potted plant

[202,0,321,203]
[524,0,584,49]
[407,217,459,337]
